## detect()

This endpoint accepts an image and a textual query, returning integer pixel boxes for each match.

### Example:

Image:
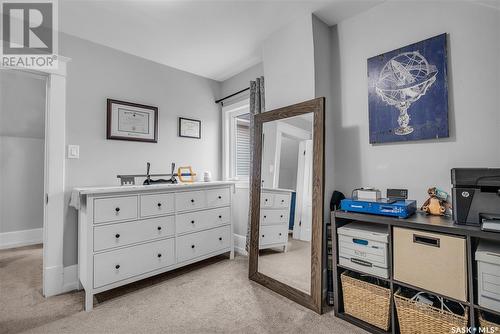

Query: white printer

[338,222,389,278]
[476,241,500,313]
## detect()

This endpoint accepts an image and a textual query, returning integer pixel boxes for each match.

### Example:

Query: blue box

[340,198,417,218]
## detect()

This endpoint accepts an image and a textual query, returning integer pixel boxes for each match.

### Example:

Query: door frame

[1,57,70,297]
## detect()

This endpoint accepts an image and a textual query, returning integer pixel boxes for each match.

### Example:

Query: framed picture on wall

[367,33,449,144]
[107,99,158,143]
[178,117,201,139]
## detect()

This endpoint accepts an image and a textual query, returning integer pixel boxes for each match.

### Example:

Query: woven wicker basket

[394,291,468,334]
[479,313,500,333]
[341,271,391,331]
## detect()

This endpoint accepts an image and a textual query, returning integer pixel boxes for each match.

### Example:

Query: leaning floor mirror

[249,97,325,314]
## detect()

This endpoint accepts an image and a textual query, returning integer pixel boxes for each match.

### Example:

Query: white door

[292,140,313,242]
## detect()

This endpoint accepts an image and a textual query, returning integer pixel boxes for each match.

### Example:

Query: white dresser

[259,188,293,251]
[71,182,234,311]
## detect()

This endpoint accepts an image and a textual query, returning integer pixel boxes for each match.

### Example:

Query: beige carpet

[259,237,311,293]
[0,244,367,334]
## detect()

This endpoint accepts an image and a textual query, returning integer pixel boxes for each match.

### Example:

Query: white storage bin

[476,240,500,313]
[338,222,389,278]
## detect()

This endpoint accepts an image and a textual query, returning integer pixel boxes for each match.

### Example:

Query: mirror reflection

[258,112,314,294]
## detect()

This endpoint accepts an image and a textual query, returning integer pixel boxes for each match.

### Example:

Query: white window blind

[235,120,250,177]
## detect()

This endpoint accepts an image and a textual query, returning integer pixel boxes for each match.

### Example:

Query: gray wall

[220,63,263,100]
[61,34,221,266]
[0,71,46,233]
[330,1,500,206]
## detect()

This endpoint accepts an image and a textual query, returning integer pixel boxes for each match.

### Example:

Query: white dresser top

[70,181,235,209]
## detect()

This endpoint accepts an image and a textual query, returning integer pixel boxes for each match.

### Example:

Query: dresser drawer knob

[115,207,120,212]
[264,215,267,219]
[219,237,222,241]
[115,264,120,269]
[191,245,195,249]
[157,253,162,258]
[218,215,222,219]
[218,195,222,199]
[157,203,162,207]
[191,199,195,203]
[115,233,120,239]
[262,235,265,238]
[157,226,162,231]
[280,215,283,218]
[265,199,268,202]
[281,200,285,203]
[191,220,195,224]
[279,233,282,236]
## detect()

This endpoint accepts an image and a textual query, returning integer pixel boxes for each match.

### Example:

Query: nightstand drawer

[261,193,274,208]
[260,225,288,246]
[140,193,175,217]
[260,209,289,226]
[94,196,138,224]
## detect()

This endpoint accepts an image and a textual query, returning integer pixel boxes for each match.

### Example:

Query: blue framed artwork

[368,33,449,144]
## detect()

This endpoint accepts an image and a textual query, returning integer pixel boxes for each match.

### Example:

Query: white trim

[62,264,80,292]
[2,56,71,297]
[233,233,248,256]
[0,228,43,250]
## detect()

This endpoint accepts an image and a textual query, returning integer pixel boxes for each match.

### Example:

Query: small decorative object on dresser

[178,117,201,139]
[70,182,235,311]
[107,99,158,143]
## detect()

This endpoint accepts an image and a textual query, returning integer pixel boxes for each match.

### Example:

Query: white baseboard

[0,228,43,250]
[44,265,64,297]
[234,233,248,256]
[63,264,80,292]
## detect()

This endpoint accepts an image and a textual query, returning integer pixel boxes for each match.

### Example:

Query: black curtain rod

[215,87,250,104]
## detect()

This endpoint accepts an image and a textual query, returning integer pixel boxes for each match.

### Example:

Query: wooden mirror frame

[248,97,325,314]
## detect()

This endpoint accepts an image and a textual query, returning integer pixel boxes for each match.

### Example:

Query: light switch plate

[67,145,80,159]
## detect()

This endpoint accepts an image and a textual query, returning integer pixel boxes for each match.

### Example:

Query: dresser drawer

[176,190,205,212]
[260,225,288,246]
[176,207,230,235]
[260,209,289,226]
[261,193,274,208]
[93,216,175,252]
[140,193,175,218]
[94,196,138,224]
[273,194,290,208]
[206,188,230,208]
[93,238,175,288]
[176,225,231,263]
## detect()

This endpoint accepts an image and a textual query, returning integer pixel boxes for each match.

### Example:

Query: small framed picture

[107,99,158,143]
[178,117,201,139]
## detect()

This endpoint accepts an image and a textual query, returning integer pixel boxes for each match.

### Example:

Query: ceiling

[59,0,383,81]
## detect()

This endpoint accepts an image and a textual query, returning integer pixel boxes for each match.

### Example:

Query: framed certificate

[107,99,158,142]
[178,117,201,139]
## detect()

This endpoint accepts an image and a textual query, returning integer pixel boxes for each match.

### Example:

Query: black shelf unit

[331,210,500,334]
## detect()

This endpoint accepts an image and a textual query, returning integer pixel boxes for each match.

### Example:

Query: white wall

[262,14,316,111]
[332,1,500,206]
[0,71,46,234]
[61,34,222,266]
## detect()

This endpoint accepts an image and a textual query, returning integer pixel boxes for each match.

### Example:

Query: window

[222,99,250,181]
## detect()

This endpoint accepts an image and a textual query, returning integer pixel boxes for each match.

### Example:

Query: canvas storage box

[338,222,389,278]
[393,227,467,302]
[476,240,500,313]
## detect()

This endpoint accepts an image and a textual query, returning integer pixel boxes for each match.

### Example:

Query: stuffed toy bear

[421,187,451,216]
